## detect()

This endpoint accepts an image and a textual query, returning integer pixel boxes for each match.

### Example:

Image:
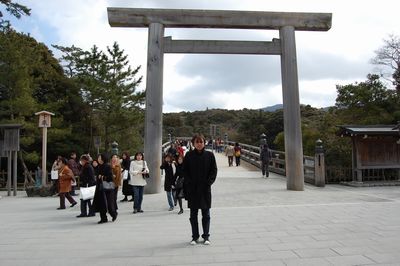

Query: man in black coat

[183,134,217,245]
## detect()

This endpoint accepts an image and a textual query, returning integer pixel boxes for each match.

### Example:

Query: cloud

[175,54,281,92]
[13,0,399,113]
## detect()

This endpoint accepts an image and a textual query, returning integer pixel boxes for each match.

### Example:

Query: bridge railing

[163,138,324,186]
[226,141,322,185]
[225,141,286,175]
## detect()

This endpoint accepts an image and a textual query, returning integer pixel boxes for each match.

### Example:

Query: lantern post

[35,111,55,186]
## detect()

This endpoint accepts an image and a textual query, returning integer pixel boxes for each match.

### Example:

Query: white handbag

[51,170,59,180]
[122,170,129,180]
[80,185,96,200]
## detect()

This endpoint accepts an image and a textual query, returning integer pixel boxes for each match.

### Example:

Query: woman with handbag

[92,153,118,224]
[120,152,133,202]
[57,157,77,210]
[129,152,149,214]
[76,154,96,218]
[160,153,176,211]
[234,142,242,166]
[174,155,185,214]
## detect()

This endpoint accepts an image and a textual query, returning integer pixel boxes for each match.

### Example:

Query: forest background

[1,1,399,175]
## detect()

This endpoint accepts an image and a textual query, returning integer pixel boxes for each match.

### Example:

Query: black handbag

[175,177,184,189]
[142,161,150,179]
[102,181,115,190]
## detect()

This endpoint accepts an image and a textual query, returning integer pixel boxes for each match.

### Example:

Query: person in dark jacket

[92,159,99,176]
[174,155,185,214]
[183,133,217,245]
[92,153,117,224]
[120,152,133,202]
[260,144,271,178]
[76,154,96,217]
[160,154,176,211]
[68,152,80,196]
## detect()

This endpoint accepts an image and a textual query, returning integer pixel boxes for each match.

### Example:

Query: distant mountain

[261,104,333,112]
[260,104,283,112]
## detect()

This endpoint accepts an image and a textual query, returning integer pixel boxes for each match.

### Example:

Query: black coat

[260,147,271,163]
[92,163,113,213]
[174,163,185,199]
[160,162,175,192]
[183,149,217,209]
[79,164,96,187]
[121,158,132,196]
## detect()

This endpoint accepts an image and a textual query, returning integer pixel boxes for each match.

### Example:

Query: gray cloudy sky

[11,0,400,112]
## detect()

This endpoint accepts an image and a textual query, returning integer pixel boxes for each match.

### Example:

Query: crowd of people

[50,134,219,245]
[49,134,271,244]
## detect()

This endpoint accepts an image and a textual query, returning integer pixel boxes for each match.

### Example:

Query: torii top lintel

[107,8,332,31]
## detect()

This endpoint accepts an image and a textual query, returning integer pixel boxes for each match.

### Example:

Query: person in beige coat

[225,144,235,167]
[129,152,149,213]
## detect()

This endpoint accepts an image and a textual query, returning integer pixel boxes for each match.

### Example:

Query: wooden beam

[163,37,281,55]
[108,8,332,31]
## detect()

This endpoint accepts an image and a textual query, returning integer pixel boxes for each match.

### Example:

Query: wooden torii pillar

[107,8,332,193]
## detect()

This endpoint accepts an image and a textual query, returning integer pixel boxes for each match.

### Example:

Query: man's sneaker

[190,239,198,245]
[203,239,211,245]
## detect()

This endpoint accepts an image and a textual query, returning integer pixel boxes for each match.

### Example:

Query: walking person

[92,159,99,176]
[92,154,118,224]
[160,154,176,211]
[225,143,234,167]
[76,155,96,217]
[111,155,122,210]
[68,152,80,196]
[260,144,271,178]
[51,155,62,195]
[174,155,185,214]
[234,142,242,166]
[184,134,217,245]
[129,152,149,214]
[57,157,77,210]
[120,152,133,202]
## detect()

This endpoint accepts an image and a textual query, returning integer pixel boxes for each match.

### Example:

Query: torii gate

[107,8,332,193]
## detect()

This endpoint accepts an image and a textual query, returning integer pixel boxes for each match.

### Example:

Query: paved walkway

[1,153,400,265]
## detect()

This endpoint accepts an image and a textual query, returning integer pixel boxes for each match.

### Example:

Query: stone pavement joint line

[1,153,399,265]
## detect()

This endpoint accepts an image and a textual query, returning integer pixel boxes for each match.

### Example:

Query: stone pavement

[1,153,400,266]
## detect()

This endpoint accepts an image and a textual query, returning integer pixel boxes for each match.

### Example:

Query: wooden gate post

[144,23,164,194]
[280,26,304,191]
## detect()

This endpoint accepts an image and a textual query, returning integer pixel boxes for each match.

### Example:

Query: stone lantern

[111,141,119,156]
[260,133,267,146]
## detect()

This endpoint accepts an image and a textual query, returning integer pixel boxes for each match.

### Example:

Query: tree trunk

[19,151,35,187]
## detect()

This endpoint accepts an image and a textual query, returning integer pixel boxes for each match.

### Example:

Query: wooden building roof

[337,125,399,137]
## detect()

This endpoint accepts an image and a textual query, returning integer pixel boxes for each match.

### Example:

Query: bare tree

[371,34,400,91]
